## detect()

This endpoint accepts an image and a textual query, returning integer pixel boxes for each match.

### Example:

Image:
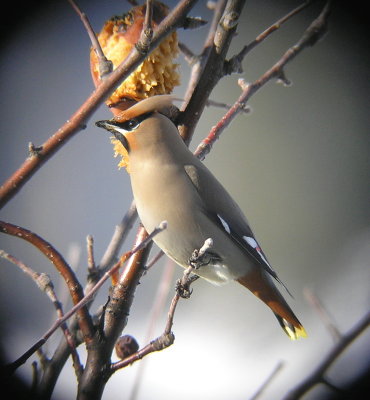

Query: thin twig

[0,0,199,209]
[282,310,370,400]
[110,238,212,374]
[38,202,138,396]
[79,225,156,397]
[86,235,97,273]
[145,249,165,271]
[68,0,113,77]
[182,16,207,30]
[0,250,83,378]
[129,259,175,400]
[249,361,285,400]
[47,221,167,342]
[304,288,342,342]
[31,361,39,395]
[1,221,166,374]
[0,221,94,342]
[179,0,227,109]
[110,331,175,373]
[0,251,84,378]
[194,0,332,160]
[178,41,198,65]
[136,0,153,54]
[205,98,251,114]
[98,200,138,273]
[178,0,245,144]
[163,264,195,334]
[165,238,213,333]
[225,0,313,74]
[109,270,188,373]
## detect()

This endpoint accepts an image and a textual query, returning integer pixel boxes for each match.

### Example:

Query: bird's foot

[189,249,222,269]
[175,274,199,299]
[188,238,217,269]
[177,239,218,299]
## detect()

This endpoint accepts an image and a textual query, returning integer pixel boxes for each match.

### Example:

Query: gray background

[0,1,369,399]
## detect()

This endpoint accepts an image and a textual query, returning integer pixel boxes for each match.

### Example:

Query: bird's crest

[114,95,175,122]
[109,95,176,172]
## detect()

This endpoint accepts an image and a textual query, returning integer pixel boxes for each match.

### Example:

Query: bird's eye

[125,118,140,131]
[114,111,154,133]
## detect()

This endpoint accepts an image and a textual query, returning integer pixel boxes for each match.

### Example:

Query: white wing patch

[217,214,231,234]
[243,236,271,267]
[243,236,291,295]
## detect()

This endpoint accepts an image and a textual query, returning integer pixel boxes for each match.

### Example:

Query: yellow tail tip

[284,324,307,340]
[275,314,307,340]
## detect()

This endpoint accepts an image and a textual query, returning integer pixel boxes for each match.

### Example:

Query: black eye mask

[114,111,154,132]
[95,111,154,151]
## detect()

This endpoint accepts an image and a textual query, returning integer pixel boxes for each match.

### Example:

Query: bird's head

[96,95,178,172]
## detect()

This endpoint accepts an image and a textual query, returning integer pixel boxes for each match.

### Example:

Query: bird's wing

[184,163,290,292]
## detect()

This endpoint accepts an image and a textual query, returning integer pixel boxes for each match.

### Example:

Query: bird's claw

[188,249,221,269]
[175,274,198,299]
[175,279,193,298]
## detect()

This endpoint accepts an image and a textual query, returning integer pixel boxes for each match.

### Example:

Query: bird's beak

[95,120,129,151]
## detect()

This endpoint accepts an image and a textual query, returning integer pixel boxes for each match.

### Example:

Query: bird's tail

[237,269,307,340]
[273,313,307,340]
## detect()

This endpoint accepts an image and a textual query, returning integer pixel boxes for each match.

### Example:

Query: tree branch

[0,221,94,343]
[304,288,342,342]
[68,0,113,77]
[194,0,332,160]
[97,200,138,273]
[0,0,199,209]
[109,239,213,374]
[2,221,166,379]
[136,0,154,54]
[225,0,313,74]
[0,250,83,379]
[38,204,138,397]
[77,226,155,400]
[249,361,285,400]
[282,310,370,400]
[179,0,245,144]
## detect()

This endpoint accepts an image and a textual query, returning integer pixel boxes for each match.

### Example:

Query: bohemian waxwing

[96,95,306,340]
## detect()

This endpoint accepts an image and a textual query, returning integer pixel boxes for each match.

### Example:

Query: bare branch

[0,221,94,342]
[249,361,285,400]
[2,221,166,376]
[98,200,138,273]
[86,235,97,273]
[225,0,313,74]
[179,0,245,144]
[68,0,113,77]
[181,16,207,30]
[282,310,370,400]
[0,0,199,209]
[178,41,198,65]
[129,260,175,400]
[304,288,342,342]
[60,221,167,336]
[206,98,250,113]
[38,202,138,396]
[145,249,165,270]
[31,361,39,396]
[179,0,227,109]
[110,331,175,373]
[136,0,154,54]
[110,238,211,374]
[194,0,332,160]
[0,250,83,378]
[79,225,155,398]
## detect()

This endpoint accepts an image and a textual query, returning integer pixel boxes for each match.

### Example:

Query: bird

[96,95,306,340]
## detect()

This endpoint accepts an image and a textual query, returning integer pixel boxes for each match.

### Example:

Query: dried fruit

[90,1,180,113]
